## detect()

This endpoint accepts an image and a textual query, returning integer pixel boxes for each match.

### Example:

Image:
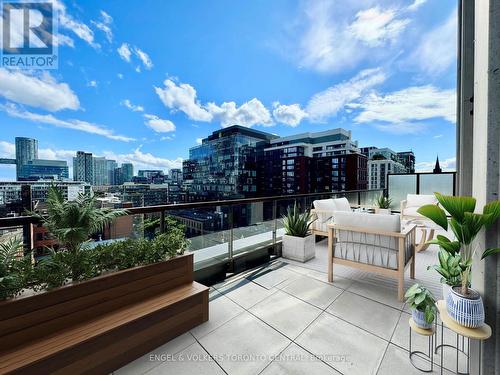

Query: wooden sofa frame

[327,223,417,300]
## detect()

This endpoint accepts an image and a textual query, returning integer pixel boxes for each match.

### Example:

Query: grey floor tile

[190,293,244,339]
[218,279,277,309]
[326,291,401,340]
[116,333,196,375]
[296,312,388,375]
[249,290,322,339]
[347,280,405,310]
[305,269,354,290]
[249,266,300,289]
[281,275,343,309]
[146,342,225,375]
[261,343,341,375]
[199,311,291,375]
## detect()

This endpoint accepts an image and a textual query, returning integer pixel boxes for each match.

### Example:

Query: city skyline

[0,0,457,180]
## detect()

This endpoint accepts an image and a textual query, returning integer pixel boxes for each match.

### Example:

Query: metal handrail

[0,189,385,228]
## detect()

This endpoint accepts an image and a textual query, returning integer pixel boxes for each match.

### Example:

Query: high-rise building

[397,151,416,173]
[263,129,367,195]
[113,167,123,185]
[184,125,278,200]
[73,151,94,184]
[169,168,183,184]
[18,159,69,181]
[368,159,407,190]
[121,163,134,183]
[138,170,165,184]
[15,137,38,180]
[92,157,108,185]
[106,160,118,185]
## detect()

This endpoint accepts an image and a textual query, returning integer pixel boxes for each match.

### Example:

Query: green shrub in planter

[405,283,436,329]
[0,238,32,299]
[283,203,314,238]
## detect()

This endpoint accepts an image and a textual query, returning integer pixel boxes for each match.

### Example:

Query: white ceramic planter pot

[282,234,315,262]
[375,208,391,215]
[446,287,485,328]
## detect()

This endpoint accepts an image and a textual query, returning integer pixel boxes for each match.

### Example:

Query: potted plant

[418,193,500,327]
[282,203,315,262]
[427,247,462,300]
[375,195,392,214]
[405,283,437,329]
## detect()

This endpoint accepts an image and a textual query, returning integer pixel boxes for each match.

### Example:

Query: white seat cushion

[334,211,400,233]
[406,194,438,208]
[403,206,424,217]
[333,197,351,212]
[313,198,336,212]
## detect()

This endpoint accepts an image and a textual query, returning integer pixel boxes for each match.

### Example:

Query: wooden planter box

[0,252,209,375]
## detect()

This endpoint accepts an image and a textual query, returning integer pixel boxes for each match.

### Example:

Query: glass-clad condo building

[184,125,278,201]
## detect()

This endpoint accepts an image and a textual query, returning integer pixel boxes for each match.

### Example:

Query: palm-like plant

[32,186,128,280]
[417,193,500,295]
[0,237,25,299]
[283,203,315,238]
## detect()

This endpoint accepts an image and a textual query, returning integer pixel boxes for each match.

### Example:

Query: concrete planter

[282,234,315,262]
[375,208,391,215]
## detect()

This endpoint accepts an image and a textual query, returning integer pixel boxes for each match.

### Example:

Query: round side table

[409,317,435,372]
[436,300,492,375]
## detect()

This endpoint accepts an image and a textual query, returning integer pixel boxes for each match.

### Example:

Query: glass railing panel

[232,202,275,255]
[419,173,455,196]
[359,189,383,207]
[164,206,230,270]
[388,175,417,210]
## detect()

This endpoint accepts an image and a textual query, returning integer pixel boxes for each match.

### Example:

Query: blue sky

[0,0,457,179]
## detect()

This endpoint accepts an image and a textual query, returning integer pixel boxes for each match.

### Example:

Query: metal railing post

[159,210,165,234]
[272,199,277,253]
[228,205,234,261]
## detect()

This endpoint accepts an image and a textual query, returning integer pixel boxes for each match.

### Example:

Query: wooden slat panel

[0,282,208,373]
[0,261,189,338]
[0,253,193,320]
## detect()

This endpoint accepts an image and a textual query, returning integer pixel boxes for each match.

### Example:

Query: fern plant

[283,203,314,238]
[0,237,29,299]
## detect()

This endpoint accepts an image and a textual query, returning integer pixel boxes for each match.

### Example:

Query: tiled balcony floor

[116,238,463,375]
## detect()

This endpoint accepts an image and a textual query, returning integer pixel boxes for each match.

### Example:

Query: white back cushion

[333,197,351,212]
[313,199,336,212]
[334,211,401,233]
[406,194,438,208]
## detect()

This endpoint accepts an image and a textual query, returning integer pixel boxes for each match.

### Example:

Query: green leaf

[483,201,500,227]
[481,248,500,259]
[417,204,448,230]
[424,305,435,324]
[435,193,476,223]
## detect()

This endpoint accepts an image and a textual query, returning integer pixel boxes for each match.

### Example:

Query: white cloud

[0,141,15,158]
[134,47,153,70]
[272,103,308,127]
[120,99,144,112]
[117,43,132,62]
[155,79,213,122]
[306,68,386,121]
[207,98,272,128]
[54,0,98,48]
[117,73,124,79]
[0,69,79,112]
[87,80,98,88]
[295,1,409,73]
[1,103,134,142]
[118,43,153,70]
[92,10,113,43]
[407,0,427,12]
[103,148,183,170]
[352,85,456,124]
[409,9,457,75]
[143,114,176,133]
[196,138,203,145]
[416,157,456,172]
[348,7,410,47]
[433,134,443,139]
